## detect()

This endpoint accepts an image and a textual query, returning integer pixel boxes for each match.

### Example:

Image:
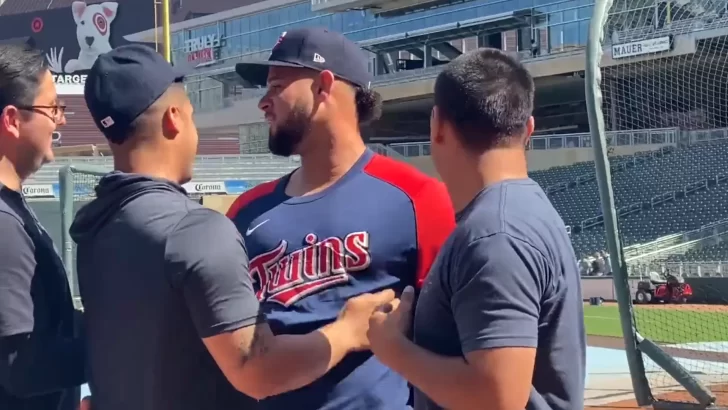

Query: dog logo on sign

[45,1,119,74]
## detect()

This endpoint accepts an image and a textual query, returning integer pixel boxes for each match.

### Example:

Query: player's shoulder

[174,204,235,235]
[363,153,446,199]
[226,178,282,218]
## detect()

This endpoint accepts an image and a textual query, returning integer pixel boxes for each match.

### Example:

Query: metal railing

[612,15,728,44]
[367,143,409,160]
[625,219,728,261]
[188,9,728,115]
[389,128,679,156]
[629,261,728,278]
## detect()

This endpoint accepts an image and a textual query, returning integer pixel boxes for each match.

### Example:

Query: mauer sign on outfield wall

[612,36,672,59]
[0,0,155,95]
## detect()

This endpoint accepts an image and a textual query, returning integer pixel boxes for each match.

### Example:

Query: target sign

[93,13,108,36]
[31,17,43,33]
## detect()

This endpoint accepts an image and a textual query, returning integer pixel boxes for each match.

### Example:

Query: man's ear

[523,116,535,147]
[161,105,182,140]
[316,70,335,99]
[0,106,22,140]
[430,106,446,145]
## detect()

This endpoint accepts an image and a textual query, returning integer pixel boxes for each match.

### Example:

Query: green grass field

[584,305,728,344]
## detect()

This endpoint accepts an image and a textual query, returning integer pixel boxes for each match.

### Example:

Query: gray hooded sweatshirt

[70,172,261,410]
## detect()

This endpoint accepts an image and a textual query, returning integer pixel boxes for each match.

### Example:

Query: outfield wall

[582,276,728,304]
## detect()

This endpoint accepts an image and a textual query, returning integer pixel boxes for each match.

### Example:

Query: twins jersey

[226,149,455,410]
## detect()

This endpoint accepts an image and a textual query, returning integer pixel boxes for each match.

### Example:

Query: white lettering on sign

[612,36,671,59]
[53,74,88,85]
[22,184,55,198]
[184,34,220,53]
[183,181,226,194]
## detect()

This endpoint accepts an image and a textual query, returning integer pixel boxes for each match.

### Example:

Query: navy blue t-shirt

[413,179,586,410]
[227,149,455,410]
[0,184,84,410]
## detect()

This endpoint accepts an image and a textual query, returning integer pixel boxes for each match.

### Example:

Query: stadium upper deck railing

[25,154,303,184]
[611,14,728,44]
[368,13,728,88]
[47,153,301,165]
[390,126,728,158]
[195,13,726,114]
[389,127,679,156]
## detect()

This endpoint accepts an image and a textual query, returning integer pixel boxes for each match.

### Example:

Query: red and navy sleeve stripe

[409,180,455,288]
[226,179,280,220]
[364,155,456,288]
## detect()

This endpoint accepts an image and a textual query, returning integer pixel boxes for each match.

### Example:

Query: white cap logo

[313,53,325,63]
[100,116,115,128]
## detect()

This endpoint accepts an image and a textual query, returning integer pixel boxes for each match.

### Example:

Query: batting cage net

[58,165,107,302]
[587,0,728,407]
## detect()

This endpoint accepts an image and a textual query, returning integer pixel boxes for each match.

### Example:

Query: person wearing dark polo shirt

[69,44,395,410]
[0,44,87,410]
[368,49,586,410]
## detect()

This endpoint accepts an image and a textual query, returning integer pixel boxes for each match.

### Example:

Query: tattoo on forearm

[239,326,272,367]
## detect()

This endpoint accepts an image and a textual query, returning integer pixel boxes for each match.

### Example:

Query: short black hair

[434,48,534,150]
[355,88,382,125]
[118,83,187,144]
[0,44,48,111]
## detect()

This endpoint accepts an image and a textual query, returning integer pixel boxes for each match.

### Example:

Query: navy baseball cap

[84,44,187,142]
[235,27,372,89]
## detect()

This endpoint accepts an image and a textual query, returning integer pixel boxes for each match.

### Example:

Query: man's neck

[0,156,23,191]
[289,131,367,197]
[446,148,529,213]
[112,147,183,185]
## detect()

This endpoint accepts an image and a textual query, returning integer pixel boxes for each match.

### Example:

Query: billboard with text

[0,0,155,94]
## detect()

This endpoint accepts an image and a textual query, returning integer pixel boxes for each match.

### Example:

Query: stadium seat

[668,240,728,263]
[572,178,728,256]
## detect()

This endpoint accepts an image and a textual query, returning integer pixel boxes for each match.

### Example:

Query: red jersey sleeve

[411,180,456,288]
[225,180,279,219]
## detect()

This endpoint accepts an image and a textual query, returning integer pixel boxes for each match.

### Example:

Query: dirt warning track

[586,383,728,409]
[593,301,728,313]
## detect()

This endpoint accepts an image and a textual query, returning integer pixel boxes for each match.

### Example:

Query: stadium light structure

[162,0,171,62]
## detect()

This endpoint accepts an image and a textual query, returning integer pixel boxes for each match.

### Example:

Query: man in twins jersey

[228,27,455,409]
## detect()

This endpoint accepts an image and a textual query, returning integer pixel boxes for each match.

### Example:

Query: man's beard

[268,106,310,157]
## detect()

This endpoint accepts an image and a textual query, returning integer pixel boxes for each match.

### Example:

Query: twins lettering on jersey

[249,232,371,306]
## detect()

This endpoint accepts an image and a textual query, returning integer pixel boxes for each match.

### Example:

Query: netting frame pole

[585,1,720,408]
[584,0,653,405]
[59,165,76,293]
[58,164,109,299]
[637,334,717,408]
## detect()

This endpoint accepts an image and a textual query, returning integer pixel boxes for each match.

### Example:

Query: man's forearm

[256,321,353,398]
[375,336,484,410]
[0,334,87,397]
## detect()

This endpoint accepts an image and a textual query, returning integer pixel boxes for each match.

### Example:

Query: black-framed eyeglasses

[16,104,67,124]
